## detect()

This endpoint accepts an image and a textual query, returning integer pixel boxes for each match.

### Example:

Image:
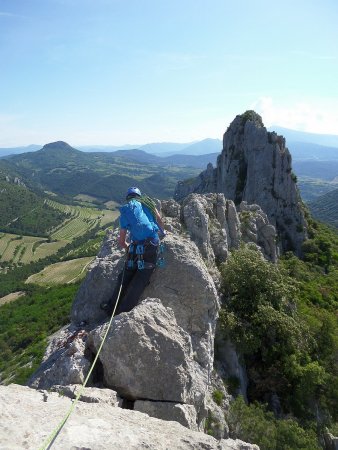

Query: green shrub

[212,389,224,406]
[228,396,320,450]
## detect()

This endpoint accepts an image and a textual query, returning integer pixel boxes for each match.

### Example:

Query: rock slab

[0,384,260,450]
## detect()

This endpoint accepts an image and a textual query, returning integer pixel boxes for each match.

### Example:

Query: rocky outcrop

[24,193,269,447]
[0,384,261,450]
[71,231,125,326]
[87,299,205,411]
[178,193,277,264]
[175,111,307,255]
[28,232,220,432]
[28,325,91,390]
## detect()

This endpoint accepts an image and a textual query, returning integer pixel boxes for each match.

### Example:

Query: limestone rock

[0,384,260,450]
[205,369,232,439]
[239,201,278,262]
[175,111,307,255]
[141,233,220,370]
[324,428,338,450]
[134,400,199,431]
[180,193,277,264]
[50,384,122,406]
[71,229,125,326]
[214,331,248,402]
[28,325,91,390]
[87,299,203,409]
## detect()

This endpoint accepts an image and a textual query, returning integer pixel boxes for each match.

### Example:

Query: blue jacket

[119,199,159,243]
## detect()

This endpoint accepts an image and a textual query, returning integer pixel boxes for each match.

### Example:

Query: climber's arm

[118,228,128,250]
[155,208,164,230]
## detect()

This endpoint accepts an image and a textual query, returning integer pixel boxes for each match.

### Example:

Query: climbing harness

[157,242,165,268]
[38,262,127,450]
[136,244,145,270]
[126,238,166,271]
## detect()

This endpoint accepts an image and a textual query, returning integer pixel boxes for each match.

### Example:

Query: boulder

[28,325,91,390]
[0,384,260,450]
[71,229,125,326]
[141,233,220,370]
[134,400,198,431]
[87,299,204,410]
[50,384,122,406]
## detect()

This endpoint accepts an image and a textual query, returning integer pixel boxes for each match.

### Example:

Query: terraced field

[0,233,66,265]
[26,257,94,285]
[47,200,118,240]
[0,202,118,267]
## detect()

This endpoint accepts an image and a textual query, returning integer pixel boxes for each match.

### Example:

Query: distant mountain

[268,126,338,148]
[79,144,138,152]
[309,188,338,228]
[4,141,200,203]
[138,142,193,155]
[287,142,338,160]
[110,149,218,168]
[174,138,222,155]
[0,144,41,158]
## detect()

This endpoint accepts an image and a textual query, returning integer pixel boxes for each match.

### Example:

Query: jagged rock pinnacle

[175,111,307,255]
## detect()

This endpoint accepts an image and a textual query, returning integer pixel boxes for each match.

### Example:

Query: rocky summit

[175,111,307,255]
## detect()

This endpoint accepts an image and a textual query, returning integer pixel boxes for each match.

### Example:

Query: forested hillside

[309,189,338,228]
[0,179,67,236]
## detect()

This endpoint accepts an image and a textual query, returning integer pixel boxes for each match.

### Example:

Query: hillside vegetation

[309,188,338,228]
[220,219,338,448]
[0,179,67,237]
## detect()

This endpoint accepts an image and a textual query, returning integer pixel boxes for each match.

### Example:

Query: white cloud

[252,97,338,135]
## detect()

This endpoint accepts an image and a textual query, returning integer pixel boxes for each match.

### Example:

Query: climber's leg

[115,243,157,314]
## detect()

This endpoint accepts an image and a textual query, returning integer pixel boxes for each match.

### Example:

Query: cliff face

[175,111,307,255]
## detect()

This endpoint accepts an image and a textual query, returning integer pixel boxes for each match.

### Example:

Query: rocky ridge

[175,111,307,255]
[0,193,273,448]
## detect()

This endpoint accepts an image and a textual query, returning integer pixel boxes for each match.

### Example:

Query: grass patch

[26,257,94,285]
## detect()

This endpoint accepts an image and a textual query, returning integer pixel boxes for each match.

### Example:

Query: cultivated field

[26,257,94,285]
[0,291,25,307]
[0,233,66,265]
[47,200,118,240]
[0,202,118,267]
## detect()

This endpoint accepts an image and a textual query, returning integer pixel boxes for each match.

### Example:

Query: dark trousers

[106,242,158,316]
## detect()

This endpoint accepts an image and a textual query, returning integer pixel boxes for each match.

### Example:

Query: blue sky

[1,0,338,146]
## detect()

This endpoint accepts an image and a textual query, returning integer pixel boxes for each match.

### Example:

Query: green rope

[38,265,126,450]
[127,195,157,218]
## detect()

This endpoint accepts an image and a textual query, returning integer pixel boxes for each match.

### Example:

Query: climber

[101,187,165,316]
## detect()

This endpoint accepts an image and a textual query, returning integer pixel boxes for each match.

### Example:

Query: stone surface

[141,233,220,370]
[134,400,199,431]
[175,111,307,255]
[180,193,277,264]
[0,384,260,450]
[71,229,125,326]
[28,325,91,390]
[50,384,122,406]
[239,201,278,262]
[214,331,248,402]
[324,428,338,450]
[87,299,203,409]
